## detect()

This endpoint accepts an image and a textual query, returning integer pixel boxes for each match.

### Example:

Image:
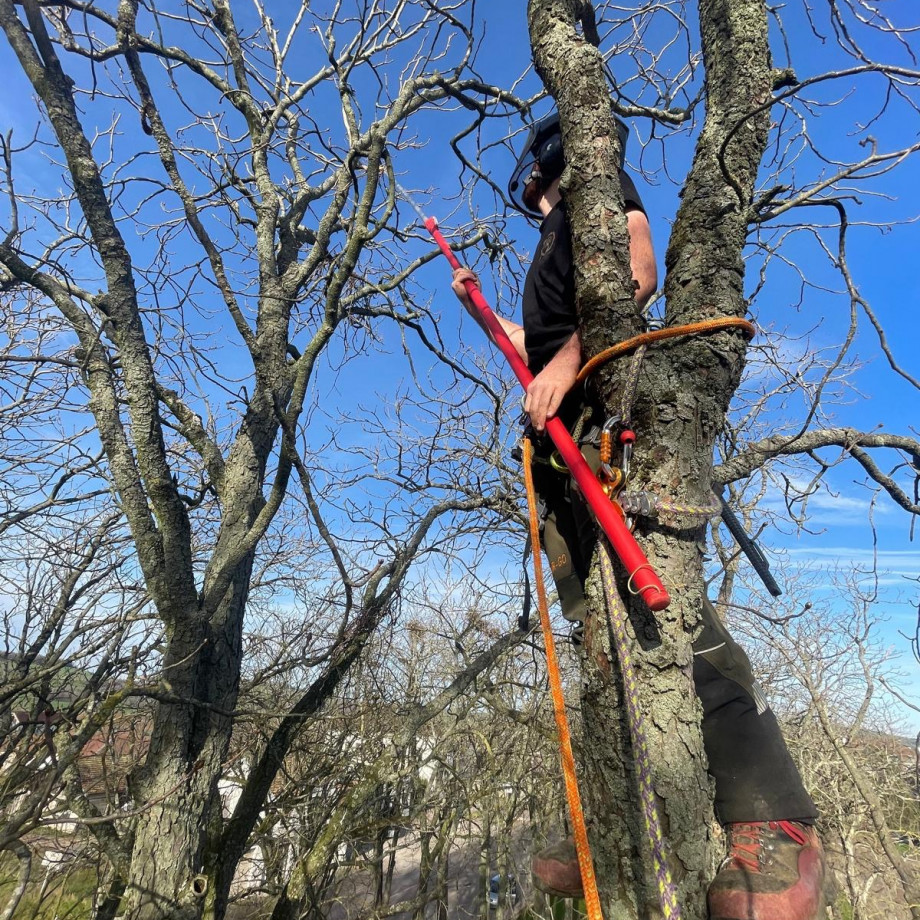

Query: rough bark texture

[529,1,772,917]
[0,4,223,916]
[0,4,520,918]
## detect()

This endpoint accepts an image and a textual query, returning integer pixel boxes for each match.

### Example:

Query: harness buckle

[549,451,568,473]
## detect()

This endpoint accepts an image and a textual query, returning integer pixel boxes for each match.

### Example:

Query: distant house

[4,675,444,900]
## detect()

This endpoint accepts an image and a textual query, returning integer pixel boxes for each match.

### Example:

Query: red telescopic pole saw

[400,188,670,612]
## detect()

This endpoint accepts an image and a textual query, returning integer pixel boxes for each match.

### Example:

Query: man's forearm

[476,312,528,364]
[524,331,582,432]
[547,330,582,377]
[501,318,528,364]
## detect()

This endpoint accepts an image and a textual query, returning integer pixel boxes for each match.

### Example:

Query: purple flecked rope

[598,538,682,920]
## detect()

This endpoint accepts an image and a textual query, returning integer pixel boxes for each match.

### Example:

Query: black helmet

[507,111,629,216]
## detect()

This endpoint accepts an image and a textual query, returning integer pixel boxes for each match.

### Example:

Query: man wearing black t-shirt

[451,113,826,920]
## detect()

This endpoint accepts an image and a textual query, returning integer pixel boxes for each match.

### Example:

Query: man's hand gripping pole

[417,207,670,613]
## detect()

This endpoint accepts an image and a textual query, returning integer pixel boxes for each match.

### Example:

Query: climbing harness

[574,313,781,595]
[573,316,782,595]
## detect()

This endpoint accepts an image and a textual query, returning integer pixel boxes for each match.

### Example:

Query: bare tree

[526,0,919,917]
[0,3,531,918]
[728,570,920,919]
[0,511,149,902]
[2,3,918,919]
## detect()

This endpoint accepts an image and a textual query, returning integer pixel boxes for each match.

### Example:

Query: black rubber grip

[718,495,783,597]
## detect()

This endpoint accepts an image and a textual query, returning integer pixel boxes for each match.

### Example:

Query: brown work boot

[708,820,826,920]
[532,838,584,899]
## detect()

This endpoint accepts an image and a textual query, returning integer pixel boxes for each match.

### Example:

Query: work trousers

[530,435,818,825]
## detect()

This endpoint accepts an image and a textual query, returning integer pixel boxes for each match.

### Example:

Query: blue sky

[1,2,917,731]
[401,2,920,731]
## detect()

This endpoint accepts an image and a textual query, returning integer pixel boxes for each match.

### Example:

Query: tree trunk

[124,382,284,920]
[528,1,773,917]
[123,554,254,920]
[478,820,491,920]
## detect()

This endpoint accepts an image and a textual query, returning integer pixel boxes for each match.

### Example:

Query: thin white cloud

[781,546,919,571]
[760,473,895,518]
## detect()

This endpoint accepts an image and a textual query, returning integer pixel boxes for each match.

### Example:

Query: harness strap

[523,437,604,920]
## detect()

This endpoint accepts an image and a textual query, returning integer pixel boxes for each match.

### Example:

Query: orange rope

[516,317,753,918]
[574,317,756,386]
[523,437,604,920]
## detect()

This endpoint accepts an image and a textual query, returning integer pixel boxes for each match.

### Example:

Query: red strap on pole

[424,217,670,612]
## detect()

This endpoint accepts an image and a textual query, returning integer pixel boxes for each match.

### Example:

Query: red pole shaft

[425,218,670,612]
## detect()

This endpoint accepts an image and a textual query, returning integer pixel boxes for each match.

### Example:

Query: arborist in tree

[452,112,826,920]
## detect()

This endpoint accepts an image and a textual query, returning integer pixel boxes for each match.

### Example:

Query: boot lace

[724,823,765,873]
[723,821,809,874]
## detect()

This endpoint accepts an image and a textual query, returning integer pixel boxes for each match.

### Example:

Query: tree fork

[528,1,773,917]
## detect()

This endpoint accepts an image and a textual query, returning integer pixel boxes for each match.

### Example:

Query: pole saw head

[507,110,630,217]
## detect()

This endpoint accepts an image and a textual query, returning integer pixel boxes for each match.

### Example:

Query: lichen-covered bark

[527,1,643,350]
[0,5,317,917]
[528,1,772,917]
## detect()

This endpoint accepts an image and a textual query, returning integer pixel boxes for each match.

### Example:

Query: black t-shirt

[522,170,645,373]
